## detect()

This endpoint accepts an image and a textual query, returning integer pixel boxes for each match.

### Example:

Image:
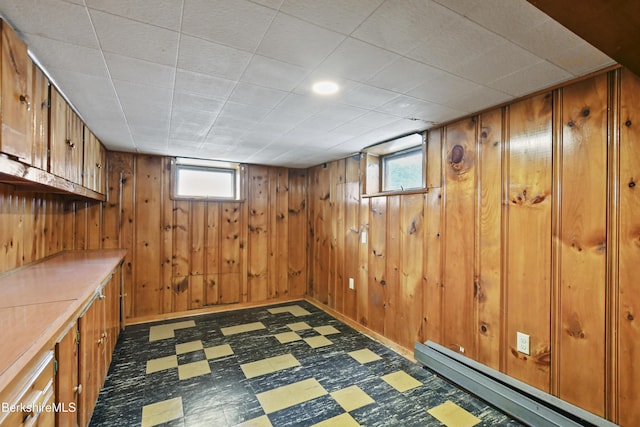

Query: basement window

[362,133,425,195]
[172,157,242,200]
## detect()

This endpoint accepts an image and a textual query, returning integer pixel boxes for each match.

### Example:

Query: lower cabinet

[55,268,121,427]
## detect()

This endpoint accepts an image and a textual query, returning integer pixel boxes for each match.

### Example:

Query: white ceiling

[0,0,613,168]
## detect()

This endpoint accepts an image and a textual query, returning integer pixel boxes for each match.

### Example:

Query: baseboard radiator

[414,341,618,427]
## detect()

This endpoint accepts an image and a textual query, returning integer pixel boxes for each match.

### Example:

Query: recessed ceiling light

[312,81,339,95]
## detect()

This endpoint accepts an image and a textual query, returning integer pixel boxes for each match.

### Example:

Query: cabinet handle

[73,384,83,395]
[66,139,75,148]
[96,163,103,169]
[19,94,31,112]
[99,293,106,300]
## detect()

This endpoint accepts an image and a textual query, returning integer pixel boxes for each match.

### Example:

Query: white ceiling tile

[177,35,252,80]
[408,72,481,106]
[337,83,400,110]
[280,0,384,34]
[174,69,236,100]
[91,9,179,66]
[443,85,512,112]
[296,104,367,132]
[86,0,183,30]
[241,55,309,91]
[217,102,272,124]
[431,0,483,16]
[316,38,399,82]
[105,53,175,88]
[182,0,276,51]
[368,57,444,93]
[26,35,107,78]
[276,93,330,117]
[114,80,172,123]
[452,41,541,85]
[0,0,98,48]
[548,41,615,76]
[250,0,284,9]
[377,95,465,123]
[353,0,456,54]
[487,61,572,97]
[406,13,504,70]
[256,13,345,68]
[228,82,288,109]
[464,0,550,42]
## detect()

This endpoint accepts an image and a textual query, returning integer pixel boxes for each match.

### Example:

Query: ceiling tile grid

[0,0,615,168]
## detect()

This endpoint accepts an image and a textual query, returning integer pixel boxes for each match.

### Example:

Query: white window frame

[171,157,243,200]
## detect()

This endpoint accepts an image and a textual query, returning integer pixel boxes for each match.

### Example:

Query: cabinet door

[78,300,97,427]
[49,88,69,179]
[0,20,32,162]
[30,64,49,171]
[67,109,84,184]
[55,323,79,427]
[83,129,105,193]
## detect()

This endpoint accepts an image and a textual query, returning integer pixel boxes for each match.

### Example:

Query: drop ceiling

[0,0,614,168]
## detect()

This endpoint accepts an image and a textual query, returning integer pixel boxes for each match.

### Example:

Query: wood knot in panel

[449,144,465,170]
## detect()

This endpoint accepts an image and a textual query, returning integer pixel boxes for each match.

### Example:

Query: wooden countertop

[0,249,127,392]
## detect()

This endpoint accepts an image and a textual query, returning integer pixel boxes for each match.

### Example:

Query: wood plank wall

[103,153,308,321]
[306,68,640,425]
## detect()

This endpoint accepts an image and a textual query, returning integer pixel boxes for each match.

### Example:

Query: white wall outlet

[459,346,465,353]
[361,230,367,244]
[516,332,530,355]
[348,277,355,290]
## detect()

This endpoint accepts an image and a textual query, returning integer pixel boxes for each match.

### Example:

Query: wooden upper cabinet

[83,128,106,194]
[0,20,33,163]
[50,87,84,184]
[30,64,49,171]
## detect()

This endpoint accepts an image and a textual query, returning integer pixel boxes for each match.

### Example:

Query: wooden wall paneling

[398,193,425,350]
[63,201,75,250]
[287,169,307,297]
[268,169,278,299]
[442,118,478,357]
[102,154,121,250]
[134,156,162,317]
[74,201,88,250]
[385,195,401,343]
[357,195,370,327]
[333,160,346,311]
[172,199,190,312]
[32,195,45,262]
[427,129,443,189]
[477,108,504,370]
[618,67,640,427]
[275,168,289,298]
[205,203,220,306]
[160,157,174,313]
[368,196,387,335]
[87,202,102,249]
[30,65,49,171]
[505,93,553,392]
[248,165,269,301]
[306,167,317,298]
[190,201,206,309]
[220,203,241,303]
[21,194,34,265]
[343,156,360,319]
[2,189,21,270]
[113,152,135,319]
[557,74,608,415]
[316,166,331,304]
[423,129,444,344]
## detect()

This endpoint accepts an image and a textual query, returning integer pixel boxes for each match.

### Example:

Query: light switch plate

[517,332,530,355]
[348,277,355,290]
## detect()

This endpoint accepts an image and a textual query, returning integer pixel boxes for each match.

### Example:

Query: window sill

[362,188,429,198]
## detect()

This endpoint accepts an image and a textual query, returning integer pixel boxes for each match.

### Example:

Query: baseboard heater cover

[414,341,618,427]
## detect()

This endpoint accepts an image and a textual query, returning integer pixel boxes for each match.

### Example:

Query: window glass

[175,164,236,199]
[382,147,423,191]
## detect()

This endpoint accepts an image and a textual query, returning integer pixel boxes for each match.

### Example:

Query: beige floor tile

[256,378,327,414]
[268,305,311,316]
[427,401,481,427]
[287,321,311,331]
[312,413,360,427]
[146,355,178,374]
[148,320,196,342]
[275,331,302,344]
[236,414,273,427]
[204,344,234,359]
[178,360,211,380]
[221,321,266,336]
[175,340,203,355]
[330,385,375,412]
[348,348,382,364]
[381,370,422,392]
[314,325,340,335]
[241,353,300,379]
[304,335,333,348]
[141,397,183,427]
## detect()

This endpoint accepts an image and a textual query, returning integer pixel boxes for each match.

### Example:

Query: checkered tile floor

[90,301,523,426]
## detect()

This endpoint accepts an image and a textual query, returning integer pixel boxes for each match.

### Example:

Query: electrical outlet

[516,332,530,355]
[361,230,367,244]
[348,277,355,290]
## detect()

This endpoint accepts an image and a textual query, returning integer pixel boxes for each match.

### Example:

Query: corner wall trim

[414,341,618,427]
